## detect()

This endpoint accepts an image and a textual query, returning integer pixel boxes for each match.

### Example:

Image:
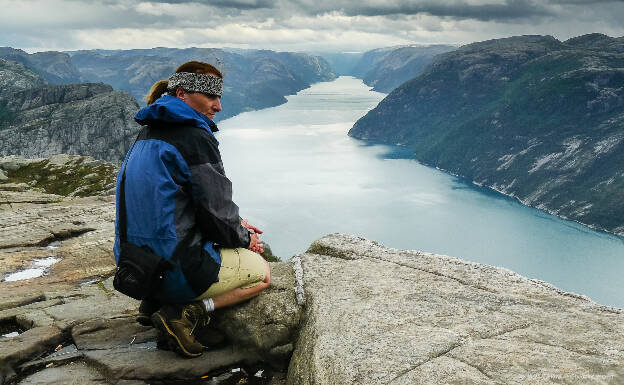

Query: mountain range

[350,33,624,235]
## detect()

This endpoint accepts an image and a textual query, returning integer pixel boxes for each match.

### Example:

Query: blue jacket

[113,95,251,302]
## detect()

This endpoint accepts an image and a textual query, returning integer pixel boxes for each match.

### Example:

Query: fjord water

[217,76,624,309]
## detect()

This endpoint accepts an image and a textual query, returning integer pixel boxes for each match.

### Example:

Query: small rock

[0,325,63,366]
[48,154,78,167]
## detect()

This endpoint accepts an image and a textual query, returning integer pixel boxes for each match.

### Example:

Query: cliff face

[0,59,140,163]
[350,34,624,235]
[68,47,336,120]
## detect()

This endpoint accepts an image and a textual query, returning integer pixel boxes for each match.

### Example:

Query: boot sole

[151,313,203,358]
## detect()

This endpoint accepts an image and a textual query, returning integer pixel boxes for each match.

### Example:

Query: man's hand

[242,219,264,254]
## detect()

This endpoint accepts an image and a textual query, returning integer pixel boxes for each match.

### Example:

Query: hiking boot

[136,298,161,326]
[151,302,210,358]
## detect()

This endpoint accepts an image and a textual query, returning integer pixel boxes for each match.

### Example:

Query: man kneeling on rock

[113,61,271,358]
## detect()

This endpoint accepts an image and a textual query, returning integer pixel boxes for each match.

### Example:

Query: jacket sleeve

[188,136,251,249]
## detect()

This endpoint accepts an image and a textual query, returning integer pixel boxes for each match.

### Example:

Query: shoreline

[355,136,624,241]
[430,163,624,241]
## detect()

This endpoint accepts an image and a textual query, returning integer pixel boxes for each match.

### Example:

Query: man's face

[184,91,222,120]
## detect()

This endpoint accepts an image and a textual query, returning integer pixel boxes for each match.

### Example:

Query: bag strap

[119,130,196,265]
[118,143,134,244]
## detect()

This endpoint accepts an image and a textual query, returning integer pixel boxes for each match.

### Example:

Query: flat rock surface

[0,180,299,384]
[18,361,108,385]
[288,233,624,385]
[0,194,116,304]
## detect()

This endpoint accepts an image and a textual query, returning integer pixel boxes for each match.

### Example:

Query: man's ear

[175,87,185,99]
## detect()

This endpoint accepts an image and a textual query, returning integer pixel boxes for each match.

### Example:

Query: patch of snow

[2,331,19,338]
[3,257,61,282]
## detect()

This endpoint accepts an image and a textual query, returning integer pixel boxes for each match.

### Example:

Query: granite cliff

[0,59,140,164]
[1,155,622,384]
[350,33,624,236]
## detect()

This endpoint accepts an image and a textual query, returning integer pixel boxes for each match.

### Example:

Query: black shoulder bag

[113,159,191,300]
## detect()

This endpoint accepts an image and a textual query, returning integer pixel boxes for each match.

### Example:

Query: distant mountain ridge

[320,45,456,93]
[0,47,82,84]
[66,47,335,120]
[350,33,624,235]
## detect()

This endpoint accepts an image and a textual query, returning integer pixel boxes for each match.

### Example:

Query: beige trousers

[194,247,266,299]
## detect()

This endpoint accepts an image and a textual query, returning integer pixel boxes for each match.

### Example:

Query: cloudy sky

[1,0,623,53]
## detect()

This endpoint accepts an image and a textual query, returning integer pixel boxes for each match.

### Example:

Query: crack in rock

[360,252,499,295]
[37,228,96,247]
[386,323,533,384]
[386,342,461,383]
[449,356,496,382]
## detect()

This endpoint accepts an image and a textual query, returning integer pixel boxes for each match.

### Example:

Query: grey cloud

[547,0,623,3]
[292,0,555,21]
[147,0,276,9]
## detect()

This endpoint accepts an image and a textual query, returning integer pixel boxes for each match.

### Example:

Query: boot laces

[187,305,209,336]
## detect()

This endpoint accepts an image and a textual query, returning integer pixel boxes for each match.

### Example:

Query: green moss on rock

[1,155,118,197]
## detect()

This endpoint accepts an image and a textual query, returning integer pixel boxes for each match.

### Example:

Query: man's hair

[146,61,223,105]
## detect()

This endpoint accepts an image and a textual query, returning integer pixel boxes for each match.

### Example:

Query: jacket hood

[134,94,218,133]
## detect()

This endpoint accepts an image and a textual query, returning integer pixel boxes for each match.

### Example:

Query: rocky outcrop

[0,61,140,163]
[288,234,624,384]
[350,33,624,235]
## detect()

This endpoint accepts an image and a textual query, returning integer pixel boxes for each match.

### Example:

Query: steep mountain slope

[354,45,456,92]
[350,34,624,235]
[68,48,336,120]
[0,59,139,163]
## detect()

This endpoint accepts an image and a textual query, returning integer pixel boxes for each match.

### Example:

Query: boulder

[212,261,302,368]
[287,234,624,385]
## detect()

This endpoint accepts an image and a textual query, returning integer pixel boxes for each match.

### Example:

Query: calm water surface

[217,76,624,308]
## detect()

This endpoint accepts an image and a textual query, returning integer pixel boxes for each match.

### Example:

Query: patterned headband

[167,72,223,97]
